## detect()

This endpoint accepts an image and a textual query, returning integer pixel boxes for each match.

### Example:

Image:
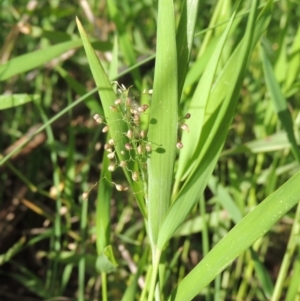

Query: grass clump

[1,1,300,301]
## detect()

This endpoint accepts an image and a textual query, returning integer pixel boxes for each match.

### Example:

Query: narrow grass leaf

[0,94,39,110]
[159,0,267,250]
[176,0,200,96]
[147,0,178,246]
[0,40,83,81]
[121,247,149,301]
[175,0,273,186]
[167,170,300,301]
[6,265,50,299]
[271,202,300,301]
[284,255,300,301]
[284,26,300,93]
[107,0,141,88]
[250,248,274,298]
[55,66,103,114]
[208,176,243,224]
[96,147,112,254]
[175,3,239,188]
[76,18,146,216]
[108,35,119,80]
[260,44,300,163]
[183,36,219,88]
[0,237,26,265]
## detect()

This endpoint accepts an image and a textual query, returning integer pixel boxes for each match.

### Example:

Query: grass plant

[1,0,300,300]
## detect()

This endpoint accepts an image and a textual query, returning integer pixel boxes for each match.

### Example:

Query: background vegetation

[1,0,300,300]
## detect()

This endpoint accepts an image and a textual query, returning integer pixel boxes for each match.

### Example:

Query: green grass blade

[176,0,200,96]
[0,237,26,265]
[250,248,274,298]
[0,94,39,110]
[107,0,141,89]
[76,17,146,217]
[271,202,300,301]
[175,0,273,186]
[283,26,300,94]
[96,147,112,254]
[55,66,103,114]
[167,170,300,301]
[174,3,239,190]
[121,247,149,301]
[260,44,300,163]
[108,35,119,80]
[0,40,83,81]
[147,0,178,246]
[159,0,269,251]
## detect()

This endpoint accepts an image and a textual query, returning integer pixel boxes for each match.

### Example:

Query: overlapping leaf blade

[76,18,146,216]
[147,0,178,246]
[167,169,300,301]
[159,0,273,250]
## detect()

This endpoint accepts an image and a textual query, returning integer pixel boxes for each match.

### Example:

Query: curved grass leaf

[176,0,200,97]
[159,0,272,251]
[96,147,112,254]
[174,2,239,191]
[260,43,300,163]
[107,0,141,89]
[0,94,39,110]
[167,169,300,301]
[76,18,146,217]
[0,40,83,81]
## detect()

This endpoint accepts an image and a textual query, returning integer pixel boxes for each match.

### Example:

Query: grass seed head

[82,191,89,200]
[108,164,115,172]
[137,145,143,154]
[185,113,191,119]
[142,104,149,111]
[133,114,140,126]
[110,105,118,112]
[126,130,133,139]
[130,108,138,115]
[119,160,127,167]
[102,125,109,133]
[180,124,189,132]
[107,152,115,159]
[176,142,183,149]
[132,171,139,182]
[140,130,146,138]
[115,184,128,191]
[93,114,103,124]
[125,143,132,151]
[126,98,131,106]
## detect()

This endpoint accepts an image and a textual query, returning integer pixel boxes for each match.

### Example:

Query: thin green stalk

[199,195,211,301]
[148,249,161,301]
[78,194,88,301]
[37,102,62,294]
[140,266,152,301]
[271,201,300,301]
[101,272,108,301]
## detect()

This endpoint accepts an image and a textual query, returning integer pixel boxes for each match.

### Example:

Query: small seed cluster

[93,83,152,192]
[176,113,191,149]
[89,83,191,195]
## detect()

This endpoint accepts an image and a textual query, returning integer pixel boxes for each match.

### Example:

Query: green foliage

[1,0,300,301]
